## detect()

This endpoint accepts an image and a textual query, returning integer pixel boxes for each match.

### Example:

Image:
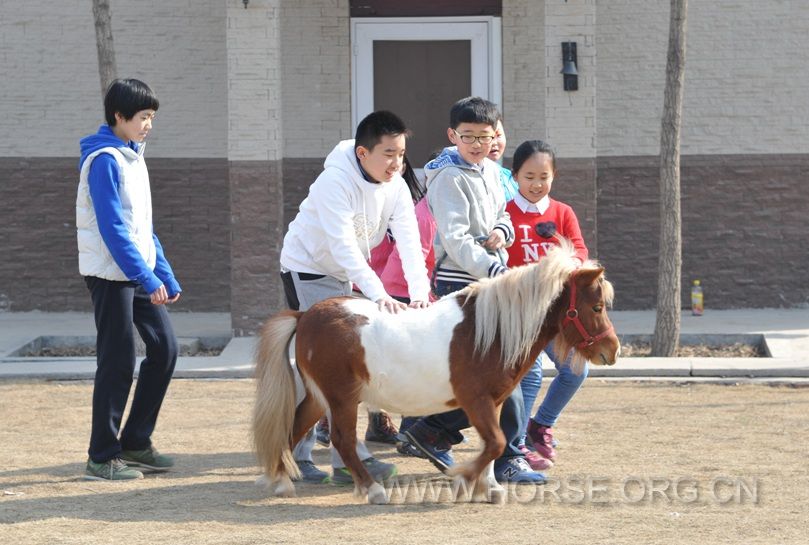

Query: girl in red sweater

[507,140,590,470]
[506,140,587,267]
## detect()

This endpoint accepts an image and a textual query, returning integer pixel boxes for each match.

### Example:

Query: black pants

[85,277,178,463]
[420,390,526,459]
[420,279,526,459]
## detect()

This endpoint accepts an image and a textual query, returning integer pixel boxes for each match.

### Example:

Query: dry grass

[1,379,807,544]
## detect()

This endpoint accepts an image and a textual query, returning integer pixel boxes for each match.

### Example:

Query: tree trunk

[92,0,117,98]
[652,0,688,357]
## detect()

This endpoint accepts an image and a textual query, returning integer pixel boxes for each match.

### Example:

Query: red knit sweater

[505,198,588,266]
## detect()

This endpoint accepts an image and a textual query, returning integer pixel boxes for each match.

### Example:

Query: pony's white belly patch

[341,298,465,416]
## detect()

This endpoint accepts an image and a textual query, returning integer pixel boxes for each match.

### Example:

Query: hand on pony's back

[376,296,408,314]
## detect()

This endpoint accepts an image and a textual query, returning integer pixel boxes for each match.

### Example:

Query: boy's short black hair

[354,110,409,151]
[449,96,500,129]
[104,79,160,126]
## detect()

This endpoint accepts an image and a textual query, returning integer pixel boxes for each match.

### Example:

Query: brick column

[227,1,285,335]
[544,0,598,256]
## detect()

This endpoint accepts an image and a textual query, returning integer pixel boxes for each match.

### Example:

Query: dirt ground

[1,379,807,545]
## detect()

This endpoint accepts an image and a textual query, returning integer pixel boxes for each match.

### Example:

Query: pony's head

[553,263,620,374]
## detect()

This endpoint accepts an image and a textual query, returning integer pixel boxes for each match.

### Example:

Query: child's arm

[87,155,164,294]
[492,175,515,249]
[152,234,182,297]
[558,202,589,264]
[428,170,508,278]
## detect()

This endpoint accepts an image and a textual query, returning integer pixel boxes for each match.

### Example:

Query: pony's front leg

[329,401,388,505]
[476,460,505,504]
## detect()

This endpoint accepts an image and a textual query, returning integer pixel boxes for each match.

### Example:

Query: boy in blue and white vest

[77,79,181,481]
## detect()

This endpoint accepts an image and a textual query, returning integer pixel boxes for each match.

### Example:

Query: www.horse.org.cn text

[381,475,760,505]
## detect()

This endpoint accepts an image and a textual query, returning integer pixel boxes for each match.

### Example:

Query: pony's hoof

[488,485,507,505]
[367,482,389,505]
[254,474,270,488]
[273,478,296,498]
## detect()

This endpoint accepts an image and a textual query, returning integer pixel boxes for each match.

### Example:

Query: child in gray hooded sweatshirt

[403,97,546,484]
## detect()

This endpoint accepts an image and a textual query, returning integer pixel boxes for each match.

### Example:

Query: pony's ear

[574,267,604,286]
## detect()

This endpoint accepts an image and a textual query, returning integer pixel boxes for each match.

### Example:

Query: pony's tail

[252,310,303,483]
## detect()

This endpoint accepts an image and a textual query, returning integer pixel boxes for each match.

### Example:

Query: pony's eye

[592,305,603,313]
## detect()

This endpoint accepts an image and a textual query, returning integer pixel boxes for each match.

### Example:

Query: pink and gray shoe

[527,420,557,461]
[519,445,553,471]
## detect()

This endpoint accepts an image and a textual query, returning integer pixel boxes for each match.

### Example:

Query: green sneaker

[85,458,144,481]
[331,457,397,486]
[120,447,175,471]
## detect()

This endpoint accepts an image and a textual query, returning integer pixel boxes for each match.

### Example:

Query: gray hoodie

[425,147,514,285]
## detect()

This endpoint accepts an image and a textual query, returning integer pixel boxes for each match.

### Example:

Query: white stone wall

[501,0,546,153]
[3,1,808,160]
[280,0,351,158]
[597,0,809,156]
[227,0,283,161]
[502,0,596,159]
[544,0,596,158]
[0,0,227,159]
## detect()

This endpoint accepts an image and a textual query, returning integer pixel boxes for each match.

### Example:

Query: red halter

[563,276,615,348]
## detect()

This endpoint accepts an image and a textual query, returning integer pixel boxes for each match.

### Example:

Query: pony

[252,240,620,505]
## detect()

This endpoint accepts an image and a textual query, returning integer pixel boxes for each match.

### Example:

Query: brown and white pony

[253,241,620,504]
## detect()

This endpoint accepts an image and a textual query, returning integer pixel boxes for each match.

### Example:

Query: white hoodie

[280,140,430,303]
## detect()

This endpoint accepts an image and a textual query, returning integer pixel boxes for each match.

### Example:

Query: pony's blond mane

[465,238,609,370]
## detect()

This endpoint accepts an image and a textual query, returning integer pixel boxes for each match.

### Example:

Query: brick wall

[227,1,286,333]
[229,161,285,335]
[4,1,809,316]
[280,0,352,158]
[282,158,324,232]
[596,1,809,156]
[597,154,809,309]
[501,0,545,148]
[0,157,230,312]
[544,0,596,158]
[0,0,227,159]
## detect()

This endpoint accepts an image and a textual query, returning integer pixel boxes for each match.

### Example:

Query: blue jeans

[518,340,589,445]
[416,279,526,459]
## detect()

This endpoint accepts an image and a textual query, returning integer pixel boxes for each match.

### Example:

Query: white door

[351,17,502,168]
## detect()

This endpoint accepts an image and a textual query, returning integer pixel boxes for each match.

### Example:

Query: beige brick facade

[227,0,283,161]
[0,0,227,159]
[545,0,596,158]
[597,0,809,156]
[501,0,546,149]
[280,0,352,158]
[1,1,808,316]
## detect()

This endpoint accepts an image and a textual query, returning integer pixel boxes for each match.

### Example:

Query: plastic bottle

[691,280,704,316]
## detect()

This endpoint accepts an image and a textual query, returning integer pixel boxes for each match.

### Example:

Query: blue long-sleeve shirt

[79,125,181,295]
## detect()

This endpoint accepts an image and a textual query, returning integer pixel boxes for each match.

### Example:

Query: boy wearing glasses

[403,97,546,484]
[422,97,513,287]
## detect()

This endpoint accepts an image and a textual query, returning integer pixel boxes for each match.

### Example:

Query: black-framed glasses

[453,130,494,145]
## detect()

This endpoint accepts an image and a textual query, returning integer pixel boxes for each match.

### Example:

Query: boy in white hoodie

[279,110,431,485]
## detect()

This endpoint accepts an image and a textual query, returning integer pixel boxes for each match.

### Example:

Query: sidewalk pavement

[0,309,807,380]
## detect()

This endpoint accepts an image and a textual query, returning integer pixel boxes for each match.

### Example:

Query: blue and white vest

[76,146,156,280]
